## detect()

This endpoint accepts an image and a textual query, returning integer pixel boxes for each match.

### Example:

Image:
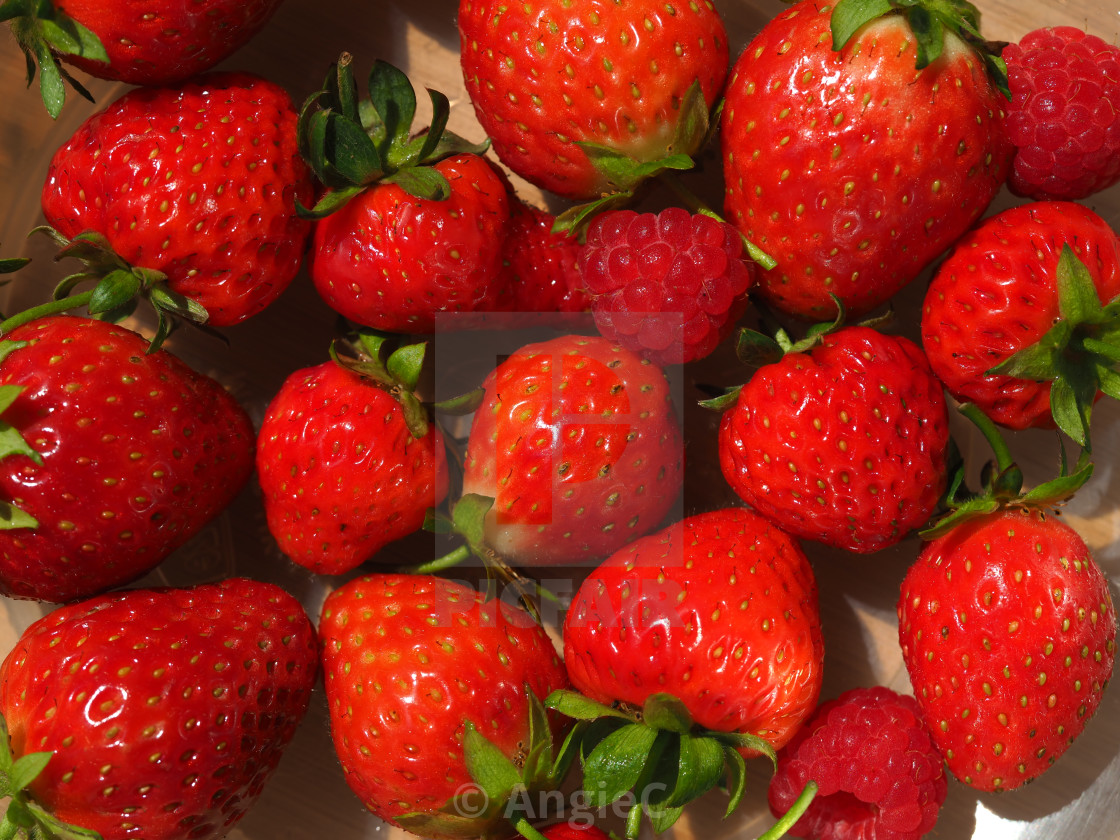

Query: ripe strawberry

[256,335,449,575]
[580,206,754,365]
[767,686,948,840]
[0,315,255,603]
[721,0,1013,319]
[0,577,319,840]
[6,0,286,116]
[921,200,1120,446]
[552,507,824,835]
[310,152,510,333]
[522,824,611,840]
[41,72,313,328]
[460,334,684,567]
[716,325,950,554]
[458,0,730,200]
[898,506,1117,792]
[318,573,571,839]
[1003,26,1120,200]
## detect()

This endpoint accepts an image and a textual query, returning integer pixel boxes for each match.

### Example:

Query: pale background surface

[1,1,1119,839]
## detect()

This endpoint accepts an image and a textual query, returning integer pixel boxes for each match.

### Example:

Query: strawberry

[921,199,1120,447]
[897,406,1117,792]
[458,0,730,201]
[256,333,449,575]
[300,58,510,333]
[459,333,684,567]
[899,506,1117,792]
[0,577,319,840]
[318,573,571,840]
[551,507,824,837]
[5,0,286,116]
[714,324,951,554]
[0,315,255,603]
[721,0,1014,319]
[41,71,313,329]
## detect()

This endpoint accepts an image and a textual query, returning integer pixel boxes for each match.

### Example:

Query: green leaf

[711,730,777,766]
[385,165,451,201]
[645,802,685,835]
[907,5,944,68]
[298,185,366,220]
[697,385,741,412]
[666,733,726,808]
[333,53,360,123]
[25,801,104,840]
[148,283,208,324]
[721,747,748,817]
[8,752,50,794]
[32,38,65,119]
[831,0,893,49]
[545,689,634,723]
[417,89,452,163]
[451,494,496,552]
[735,328,785,368]
[642,694,693,734]
[386,342,426,390]
[325,112,383,185]
[1055,244,1103,325]
[368,59,417,159]
[582,723,659,807]
[433,387,486,416]
[1049,366,1095,448]
[988,321,1073,380]
[552,191,635,236]
[463,721,523,803]
[87,269,140,314]
[0,258,29,274]
[668,80,712,159]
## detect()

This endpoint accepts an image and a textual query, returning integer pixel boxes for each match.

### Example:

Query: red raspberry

[767,686,947,840]
[579,207,754,365]
[1003,26,1120,200]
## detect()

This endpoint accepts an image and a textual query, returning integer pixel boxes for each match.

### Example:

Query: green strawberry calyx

[921,402,1093,539]
[986,244,1120,451]
[0,368,42,531]
[297,54,490,219]
[0,228,210,353]
[0,0,108,119]
[330,327,433,439]
[544,689,778,840]
[0,712,104,840]
[395,686,574,840]
[831,0,1010,98]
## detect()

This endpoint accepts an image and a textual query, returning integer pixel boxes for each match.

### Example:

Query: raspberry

[767,687,947,840]
[579,207,754,365]
[1003,26,1120,200]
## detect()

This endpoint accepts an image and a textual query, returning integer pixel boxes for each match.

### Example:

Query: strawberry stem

[405,544,472,574]
[0,289,94,335]
[757,780,818,840]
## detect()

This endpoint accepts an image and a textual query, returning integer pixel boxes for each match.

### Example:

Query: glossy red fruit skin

[719,326,950,554]
[722,0,1013,319]
[458,0,730,200]
[527,824,612,840]
[41,72,313,327]
[256,361,449,575]
[318,574,570,837]
[0,577,319,840]
[461,334,684,566]
[0,316,255,603]
[898,508,1117,792]
[310,153,510,334]
[921,200,1120,430]
[1004,26,1120,200]
[564,507,825,755]
[54,0,286,86]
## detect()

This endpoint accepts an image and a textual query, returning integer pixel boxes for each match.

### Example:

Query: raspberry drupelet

[767,686,948,840]
[579,207,755,366]
[1003,26,1120,200]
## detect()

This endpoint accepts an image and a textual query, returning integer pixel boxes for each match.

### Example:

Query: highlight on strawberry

[256,329,449,575]
[2,0,287,117]
[721,0,1014,319]
[898,404,1117,792]
[921,200,1120,449]
[551,507,825,839]
[0,577,319,840]
[38,71,314,330]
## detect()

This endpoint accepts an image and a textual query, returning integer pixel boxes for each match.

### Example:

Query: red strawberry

[721,0,1013,319]
[898,506,1117,792]
[580,206,755,365]
[318,573,571,840]
[460,334,684,567]
[0,577,319,840]
[256,336,449,576]
[458,0,730,200]
[0,315,255,603]
[41,72,313,328]
[310,152,511,333]
[1004,26,1120,200]
[7,0,285,116]
[921,200,1120,446]
[522,824,611,840]
[717,325,951,554]
[767,686,948,840]
[552,507,824,835]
